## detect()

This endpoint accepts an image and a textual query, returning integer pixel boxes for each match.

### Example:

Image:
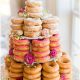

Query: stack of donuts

[9,60,24,80]
[25,0,43,18]
[42,61,60,80]
[32,38,50,63]
[4,0,73,80]
[57,55,72,80]
[42,15,59,35]
[23,64,42,80]
[23,18,42,37]
[50,34,61,53]
[13,38,30,62]
[11,18,24,35]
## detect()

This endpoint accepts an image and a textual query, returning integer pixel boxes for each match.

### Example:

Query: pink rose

[24,54,35,65]
[18,8,25,13]
[61,73,66,80]
[50,49,57,58]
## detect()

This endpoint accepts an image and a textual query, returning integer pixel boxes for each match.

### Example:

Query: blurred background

[0,0,80,79]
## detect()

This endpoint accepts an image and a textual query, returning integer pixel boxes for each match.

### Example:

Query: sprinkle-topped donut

[32,38,50,47]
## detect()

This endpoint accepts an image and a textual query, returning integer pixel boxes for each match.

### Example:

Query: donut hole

[49,62,55,67]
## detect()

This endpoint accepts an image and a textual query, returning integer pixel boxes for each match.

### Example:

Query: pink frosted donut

[50,41,60,47]
[14,45,29,51]
[13,49,29,56]
[50,34,59,42]
[13,39,30,46]
[35,56,50,63]
[60,68,72,74]
[32,50,50,57]
[50,46,61,52]
[32,38,50,47]
[14,55,24,62]
[32,46,49,52]
[9,71,23,78]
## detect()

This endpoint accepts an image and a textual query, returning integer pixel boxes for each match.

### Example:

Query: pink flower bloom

[18,8,25,13]
[9,48,13,56]
[61,73,66,80]
[50,49,57,58]
[24,54,35,65]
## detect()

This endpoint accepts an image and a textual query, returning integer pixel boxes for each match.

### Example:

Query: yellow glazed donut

[25,6,43,13]
[24,18,42,26]
[13,39,30,46]
[11,18,24,24]
[23,25,42,32]
[9,77,23,80]
[23,72,41,79]
[35,56,50,63]
[10,24,23,30]
[11,60,24,69]
[42,75,60,80]
[32,46,49,52]
[42,23,57,29]
[62,52,70,59]
[25,1,42,7]
[32,50,50,57]
[24,64,42,75]
[27,12,43,18]
[9,67,23,73]
[43,61,59,73]
[9,77,17,80]
[9,72,23,78]
[42,71,59,78]
[57,57,71,69]
[24,31,41,37]
[32,38,50,47]
[23,77,41,80]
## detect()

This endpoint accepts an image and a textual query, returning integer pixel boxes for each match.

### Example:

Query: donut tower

[5,0,72,80]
